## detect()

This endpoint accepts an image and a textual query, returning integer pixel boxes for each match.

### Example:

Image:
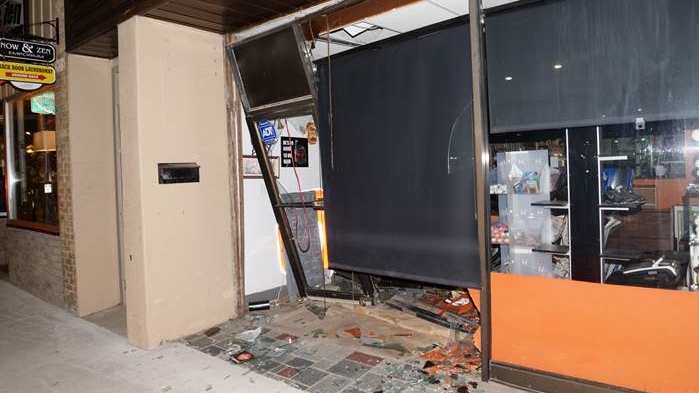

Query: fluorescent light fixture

[505,76,513,81]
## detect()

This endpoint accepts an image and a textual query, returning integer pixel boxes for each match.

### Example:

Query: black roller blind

[317,20,481,288]
[487,0,699,133]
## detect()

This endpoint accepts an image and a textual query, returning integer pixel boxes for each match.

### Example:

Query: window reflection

[7,90,58,228]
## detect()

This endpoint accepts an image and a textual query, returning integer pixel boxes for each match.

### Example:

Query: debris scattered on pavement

[230,350,254,363]
[344,324,362,339]
[305,302,327,320]
[235,327,262,342]
[204,327,221,337]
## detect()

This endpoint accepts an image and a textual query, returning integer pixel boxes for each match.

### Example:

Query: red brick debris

[420,342,481,387]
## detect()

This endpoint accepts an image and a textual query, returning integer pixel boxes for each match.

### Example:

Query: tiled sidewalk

[184,302,522,393]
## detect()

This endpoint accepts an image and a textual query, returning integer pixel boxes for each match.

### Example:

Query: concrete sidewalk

[0,280,301,393]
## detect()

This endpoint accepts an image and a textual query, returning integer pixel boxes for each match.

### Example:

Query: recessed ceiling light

[553,64,563,69]
[505,76,513,81]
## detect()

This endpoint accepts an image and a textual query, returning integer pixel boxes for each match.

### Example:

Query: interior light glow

[275,225,286,275]
[315,189,329,270]
[317,210,329,270]
[553,64,563,69]
[505,76,513,81]
[691,129,699,142]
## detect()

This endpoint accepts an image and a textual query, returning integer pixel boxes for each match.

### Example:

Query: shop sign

[0,61,55,84]
[258,120,278,145]
[31,91,55,115]
[0,38,55,63]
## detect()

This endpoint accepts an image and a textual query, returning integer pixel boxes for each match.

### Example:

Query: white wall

[242,116,322,294]
[67,54,121,317]
[118,16,237,348]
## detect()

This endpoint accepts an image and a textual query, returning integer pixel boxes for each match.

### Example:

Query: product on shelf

[510,171,541,194]
[602,186,646,208]
[490,222,509,244]
[490,184,508,194]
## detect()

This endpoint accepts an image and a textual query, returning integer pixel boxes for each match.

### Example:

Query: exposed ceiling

[67,0,517,59]
[67,0,342,58]
[308,0,517,59]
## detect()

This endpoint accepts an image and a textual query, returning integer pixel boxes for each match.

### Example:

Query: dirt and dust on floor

[184,288,490,393]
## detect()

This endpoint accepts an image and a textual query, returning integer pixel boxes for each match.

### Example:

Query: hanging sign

[258,120,278,145]
[31,91,55,115]
[0,61,55,84]
[9,80,41,91]
[0,38,55,63]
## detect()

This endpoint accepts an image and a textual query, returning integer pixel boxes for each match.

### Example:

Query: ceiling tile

[428,0,467,15]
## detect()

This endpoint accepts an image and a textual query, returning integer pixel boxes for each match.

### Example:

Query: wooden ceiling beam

[302,0,422,39]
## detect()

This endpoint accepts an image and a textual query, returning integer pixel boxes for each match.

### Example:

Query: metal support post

[469,0,493,382]
[246,117,309,297]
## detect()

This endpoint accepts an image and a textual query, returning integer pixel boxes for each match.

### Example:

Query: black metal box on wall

[158,163,200,184]
[316,18,481,288]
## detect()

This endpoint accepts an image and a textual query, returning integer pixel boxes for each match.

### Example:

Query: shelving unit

[531,200,569,209]
[596,127,646,282]
[491,145,571,277]
[532,244,570,255]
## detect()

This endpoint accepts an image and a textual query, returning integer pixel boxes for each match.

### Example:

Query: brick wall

[7,228,64,306]
[54,0,77,312]
[0,0,74,311]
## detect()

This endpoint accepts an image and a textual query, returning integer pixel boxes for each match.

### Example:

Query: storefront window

[486,0,699,290]
[5,90,58,232]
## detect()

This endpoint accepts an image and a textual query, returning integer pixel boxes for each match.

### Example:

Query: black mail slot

[158,163,200,184]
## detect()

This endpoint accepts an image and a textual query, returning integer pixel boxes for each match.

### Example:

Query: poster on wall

[281,137,308,167]
[243,155,280,178]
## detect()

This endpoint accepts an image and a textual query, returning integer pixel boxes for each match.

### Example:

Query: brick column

[54,0,77,313]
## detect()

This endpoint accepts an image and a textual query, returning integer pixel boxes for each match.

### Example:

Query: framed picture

[243,155,280,179]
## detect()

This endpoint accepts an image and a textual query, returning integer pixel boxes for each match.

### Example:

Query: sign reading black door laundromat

[0,38,55,63]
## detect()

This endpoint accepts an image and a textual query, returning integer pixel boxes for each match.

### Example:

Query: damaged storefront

[31,0,698,392]
[223,0,699,392]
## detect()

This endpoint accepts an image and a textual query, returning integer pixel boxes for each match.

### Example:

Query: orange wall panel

[491,272,699,393]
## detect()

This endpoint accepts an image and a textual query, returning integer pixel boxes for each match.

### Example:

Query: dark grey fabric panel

[487,0,699,133]
[316,21,481,288]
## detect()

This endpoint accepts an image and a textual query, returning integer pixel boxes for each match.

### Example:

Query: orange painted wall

[491,272,699,393]
[634,178,691,210]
